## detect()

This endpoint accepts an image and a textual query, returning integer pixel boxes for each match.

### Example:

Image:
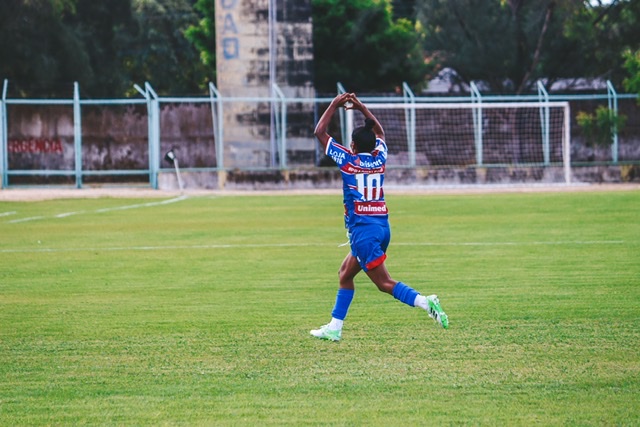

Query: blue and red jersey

[325,137,389,230]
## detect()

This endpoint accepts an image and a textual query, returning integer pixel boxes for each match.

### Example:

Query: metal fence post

[470,82,483,166]
[563,102,572,184]
[0,79,7,188]
[73,82,83,188]
[209,82,224,170]
[402,82,416,167]
[537,81,550,165]
[135,82,160,189]
[146,83,160,189]
[607,80,619,164]
[272,84,287,169]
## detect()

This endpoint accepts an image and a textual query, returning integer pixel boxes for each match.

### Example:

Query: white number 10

[355,173,382,201]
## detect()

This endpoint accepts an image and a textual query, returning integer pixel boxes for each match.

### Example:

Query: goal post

[347,101,571,184]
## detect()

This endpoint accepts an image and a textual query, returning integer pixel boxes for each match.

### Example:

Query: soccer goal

[347,101,571,184]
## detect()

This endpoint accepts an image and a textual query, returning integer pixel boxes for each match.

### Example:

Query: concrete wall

[6,100,639,188]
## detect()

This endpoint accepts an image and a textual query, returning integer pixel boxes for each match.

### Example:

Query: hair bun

[364,118,375,130]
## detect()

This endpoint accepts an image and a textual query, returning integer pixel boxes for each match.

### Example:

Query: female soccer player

[310,92,448,341]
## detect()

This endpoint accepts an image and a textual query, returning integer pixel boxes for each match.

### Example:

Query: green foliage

[0,192,639,424]
[623,49,640,101]
[0,0,93,97]
[63,0,137,97]
[0,0,211,97]
[312,0,431,93]
[184,0,217,74]
[1,0,638,96]
[562,0,640,88]
[416,0,640,93]
[576,106,627,147]
[125,0,213,96]
[417,0,513,91]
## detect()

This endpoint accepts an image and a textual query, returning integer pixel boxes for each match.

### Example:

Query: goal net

[347,101,571,184]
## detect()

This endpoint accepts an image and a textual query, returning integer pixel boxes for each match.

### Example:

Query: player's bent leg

[364,262,396,294]
[367,264,450,329]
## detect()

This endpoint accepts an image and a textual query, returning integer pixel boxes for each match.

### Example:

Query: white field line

[94,195,188,213]
[5,196,189,224]
[0,211,17,217]
[0,240,627,254]
[9,216,45,223]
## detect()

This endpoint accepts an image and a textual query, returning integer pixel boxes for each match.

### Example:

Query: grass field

[1,189,639,425]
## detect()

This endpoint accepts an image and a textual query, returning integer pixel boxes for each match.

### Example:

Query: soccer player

[310,92,449,341]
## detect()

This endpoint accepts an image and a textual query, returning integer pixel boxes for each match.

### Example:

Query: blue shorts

[349,223,391,272]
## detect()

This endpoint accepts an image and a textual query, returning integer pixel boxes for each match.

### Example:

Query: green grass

[1,190,639,425]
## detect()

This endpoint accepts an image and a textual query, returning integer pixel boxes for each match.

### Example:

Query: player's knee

[338,268,351,284]
[375,280,395,295]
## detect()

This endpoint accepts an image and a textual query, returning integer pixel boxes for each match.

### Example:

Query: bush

[576,106,626,148]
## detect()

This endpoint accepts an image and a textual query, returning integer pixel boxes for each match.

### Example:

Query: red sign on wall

[8,139,64,154]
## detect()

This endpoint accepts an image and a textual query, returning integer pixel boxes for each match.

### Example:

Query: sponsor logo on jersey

[342,164,385,175]
[329,147,346,164]
[354,201,388,215]
[354,157,383,168]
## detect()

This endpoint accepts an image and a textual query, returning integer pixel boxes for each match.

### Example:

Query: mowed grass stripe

[0,239,631,254]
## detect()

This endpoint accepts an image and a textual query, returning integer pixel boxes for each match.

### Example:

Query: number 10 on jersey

[355,173,382,201]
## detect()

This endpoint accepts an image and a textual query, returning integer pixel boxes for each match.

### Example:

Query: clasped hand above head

[333,93,362,111]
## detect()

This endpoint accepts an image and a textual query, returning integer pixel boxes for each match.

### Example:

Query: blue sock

[331,288,355,320]
[392,282,419,307]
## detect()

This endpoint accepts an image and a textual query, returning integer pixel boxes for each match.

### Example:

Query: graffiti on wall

[221,0,239,60]
[8,138,64,154]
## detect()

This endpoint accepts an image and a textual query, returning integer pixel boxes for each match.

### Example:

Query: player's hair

[351,118,376,153]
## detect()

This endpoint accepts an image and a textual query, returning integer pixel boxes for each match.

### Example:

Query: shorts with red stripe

[349,222,391,272]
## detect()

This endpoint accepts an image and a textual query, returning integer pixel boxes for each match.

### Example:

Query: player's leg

[365,261,419,303]
[366,262,449,329]
[331,252,360,325]
[350,224,423,305]
[338,252,360,290]
[310,253,360,341]
[355,222,449,329]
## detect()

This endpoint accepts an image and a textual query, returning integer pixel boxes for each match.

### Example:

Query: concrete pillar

[215,0,314,169]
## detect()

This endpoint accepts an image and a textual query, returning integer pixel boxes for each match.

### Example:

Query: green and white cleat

[310,325,341,341]
[426,295,449,329]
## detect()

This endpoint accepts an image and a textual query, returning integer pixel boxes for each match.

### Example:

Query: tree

[184,0,431,93]
[63,0,137,97]
[391,0,417,20]
[0,0,211,97]
[416,0,640,94]
[560,0,640,88]
[125,0,213,96]
[312,0,431,93]
[0,0,139,97]
[184,0,217,85]
[622,49,640,98]
[0,0,94,97]
[576,106,627,147]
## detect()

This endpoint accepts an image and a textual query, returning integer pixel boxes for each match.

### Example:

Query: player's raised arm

[314,93,351,149]
[349,94,384,140]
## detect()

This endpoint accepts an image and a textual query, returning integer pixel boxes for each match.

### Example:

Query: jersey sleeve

[373,138,388,159]
[325,138,351,167]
